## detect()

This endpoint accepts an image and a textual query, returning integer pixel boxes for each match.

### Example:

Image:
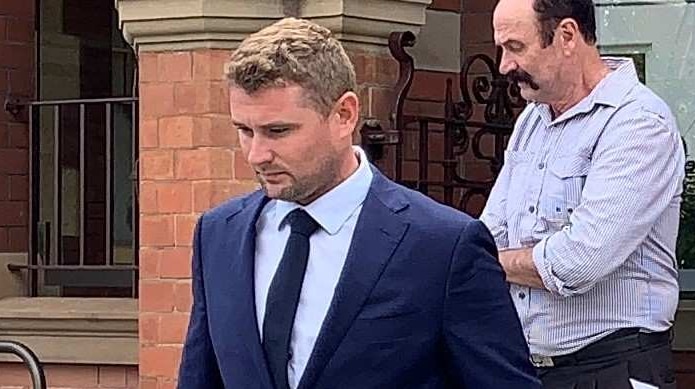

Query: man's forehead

[494,0,535,27]
[229,85,317,124]
[493,0,537,43]
[495,0,534,17]
[494,19,536,44]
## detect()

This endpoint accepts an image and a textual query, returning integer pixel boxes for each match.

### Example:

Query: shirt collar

[535,57,639,125]
[272,146,374,235]
[591,57,640,107]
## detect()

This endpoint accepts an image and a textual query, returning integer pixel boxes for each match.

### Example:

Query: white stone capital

[115,0,432,52]
[115,0,286,52]
[301,0,432,48]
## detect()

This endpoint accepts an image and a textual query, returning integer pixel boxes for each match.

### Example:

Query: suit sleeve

[177,213,224,389]
[442,220,541,388]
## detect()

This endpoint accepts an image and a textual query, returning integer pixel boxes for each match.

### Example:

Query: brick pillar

[136,49,259,388]
[462,0,495,61]
[116,0,285,385]
[0,0,34,253]
[349,47,400,138]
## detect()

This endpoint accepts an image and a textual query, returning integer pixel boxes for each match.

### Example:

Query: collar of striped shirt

[534,57,638,126]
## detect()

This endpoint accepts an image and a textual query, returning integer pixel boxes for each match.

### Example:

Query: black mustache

[507,69,540,90]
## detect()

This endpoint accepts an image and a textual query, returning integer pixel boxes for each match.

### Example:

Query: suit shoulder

[391,182,475,230]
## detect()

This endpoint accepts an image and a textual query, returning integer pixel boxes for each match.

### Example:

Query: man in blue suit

[177,17,540,389]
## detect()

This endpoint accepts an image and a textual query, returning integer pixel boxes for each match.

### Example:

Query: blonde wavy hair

[225,17,357,117]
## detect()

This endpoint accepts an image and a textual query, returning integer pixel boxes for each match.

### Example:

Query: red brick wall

[0,0,33,253]
[0,363,137,389]
[461,0,495,60]
[137,49,255,388]
[675,351,695,389]
[430,0,461,13]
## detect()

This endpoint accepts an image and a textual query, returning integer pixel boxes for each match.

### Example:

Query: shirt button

[528,205,536,213]
[519,292,526,299]
[538,162,545,170]
[288,350,293,360]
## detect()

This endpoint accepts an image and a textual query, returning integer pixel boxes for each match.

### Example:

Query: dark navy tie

[263,208,319,389]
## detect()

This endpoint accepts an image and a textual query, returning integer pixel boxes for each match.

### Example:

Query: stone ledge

[0,254,27,299]
[116,0,432,52]
[302,0,432,46]
[116,0,285,51]
[674,299,695,351]
[0,298,138,365]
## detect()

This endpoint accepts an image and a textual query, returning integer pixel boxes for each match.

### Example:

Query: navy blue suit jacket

[178,168,541,389]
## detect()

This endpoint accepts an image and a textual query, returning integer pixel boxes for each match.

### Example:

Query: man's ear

[331,91,360,138]
[557,17,581,54]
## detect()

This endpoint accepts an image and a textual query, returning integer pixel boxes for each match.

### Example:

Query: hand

[498,248,546,289]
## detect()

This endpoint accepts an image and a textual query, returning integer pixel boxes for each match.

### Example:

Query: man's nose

[498,51,517,75]
[245,136,274,166]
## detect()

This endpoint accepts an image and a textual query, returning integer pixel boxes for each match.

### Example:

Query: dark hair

[533,0,597,47]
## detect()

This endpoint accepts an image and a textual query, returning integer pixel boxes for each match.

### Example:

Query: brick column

[116,0,431,386]
[0,0,33,253]
[136,49,260,388]
[116,1,284,386]
[348,46,400,139]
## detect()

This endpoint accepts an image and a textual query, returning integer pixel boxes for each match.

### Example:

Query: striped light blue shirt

[480,58,685,356]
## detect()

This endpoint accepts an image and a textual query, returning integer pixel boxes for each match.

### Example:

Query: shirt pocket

[545,154,591,223]
[504,150,534,214]
[505,150,535,167]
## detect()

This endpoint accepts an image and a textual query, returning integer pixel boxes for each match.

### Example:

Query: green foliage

[678,158,695,268]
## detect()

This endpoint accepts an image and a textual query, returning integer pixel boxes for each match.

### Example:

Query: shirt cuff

[532,237,568,296]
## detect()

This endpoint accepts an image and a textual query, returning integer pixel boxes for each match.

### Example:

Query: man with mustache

[177,17,541,389]
[481,0,685,388]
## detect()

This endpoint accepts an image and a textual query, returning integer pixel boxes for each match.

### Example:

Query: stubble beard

[259,154,342,204]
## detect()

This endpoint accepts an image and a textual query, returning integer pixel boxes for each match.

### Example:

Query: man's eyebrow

[258,122,298,129]
[498,38,521,46]
[231,121,299,129]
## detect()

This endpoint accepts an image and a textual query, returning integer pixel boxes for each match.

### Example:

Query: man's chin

[261,184,297,202]
[518,85,537,101]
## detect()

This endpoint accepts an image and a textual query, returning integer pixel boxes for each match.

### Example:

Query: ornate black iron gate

[361,32,525,216]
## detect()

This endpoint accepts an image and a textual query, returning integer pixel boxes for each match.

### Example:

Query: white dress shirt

[254,146,374,388]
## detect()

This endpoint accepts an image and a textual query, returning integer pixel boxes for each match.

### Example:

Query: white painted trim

[410,9,461,73]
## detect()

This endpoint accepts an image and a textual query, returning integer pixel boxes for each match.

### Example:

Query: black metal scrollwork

[361,32,524,214]
[360,32,417,181]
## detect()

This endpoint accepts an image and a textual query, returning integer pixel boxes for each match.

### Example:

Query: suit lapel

[297,171,410,389]
[216,191,273,388]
